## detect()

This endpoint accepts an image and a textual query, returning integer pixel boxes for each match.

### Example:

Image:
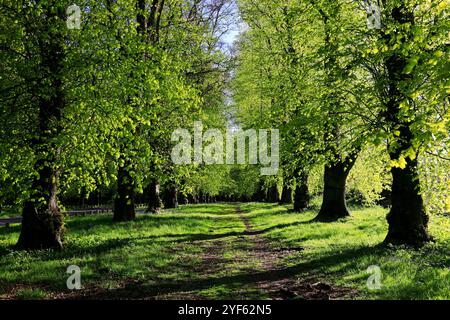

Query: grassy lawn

[0,204,247,299]
[243,203,450,300]
[0,203,449,300]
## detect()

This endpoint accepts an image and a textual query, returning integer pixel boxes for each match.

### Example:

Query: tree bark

[313,5,357,222]
[113,163,136,222]
[199,192,207,204]
[315,161,353,222]
[188,194,198,204]
[112,0,167,222]
[377,189,392,208]
[17,165,64,250]
[16,5,65,250]
[178,192,189,205]
[252,181,265,202]
[385,162,431,246]
[293,172,310,212]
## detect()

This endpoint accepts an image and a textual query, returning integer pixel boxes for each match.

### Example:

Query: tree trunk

[188,194,198,204]
[315,162,352,221]
[382,4,431,246]
[146,181,162,213]
[163,184,178,209]
[16,5,65,250]
[294,172,310,212]
[17,165,64,250]
[279,184,293,204]
[111,0,166,222]
[200,192,207,204]
[252,182,265,202]
[385,162,431,246]
[178,193,189,205]
[266,185,279,203]
[113,164,136,222]
[377,189,391,208]
[313,7,356,222]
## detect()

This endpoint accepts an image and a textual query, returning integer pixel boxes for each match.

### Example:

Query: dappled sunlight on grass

[242,203,450,300]
[0,203,448,300]
[0,203,245,299]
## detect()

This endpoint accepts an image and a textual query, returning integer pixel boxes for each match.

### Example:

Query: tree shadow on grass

[0,224,21,236]
[64,212,240,233]
[0,237,134,263]
[245,220,316,236]
[82,244,383,299]
[243,208,317,222]
[0,210,341,264]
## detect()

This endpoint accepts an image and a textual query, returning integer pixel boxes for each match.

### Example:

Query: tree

[307,0,368,221]
[235,0,374,219]
[369,0,449,245]
[0,1,70,249]
[111,0,166,222]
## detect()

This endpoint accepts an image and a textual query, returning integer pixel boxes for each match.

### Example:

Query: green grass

[0,208,18,219]
[0,204,247,299]
[15,288,48,300]
[0,202,449,300]
[242,203,450,300]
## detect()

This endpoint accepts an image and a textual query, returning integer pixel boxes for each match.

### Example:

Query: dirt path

[155,205,356,300]
[235,206,356,300]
